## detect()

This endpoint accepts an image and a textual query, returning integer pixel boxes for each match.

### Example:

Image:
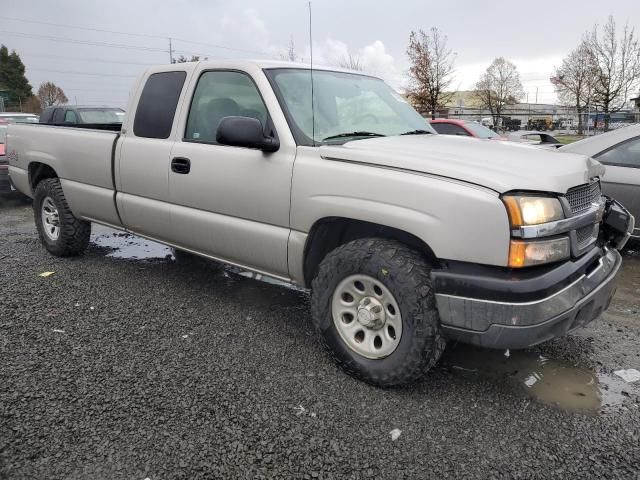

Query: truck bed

[7,123,122,226]
[38,122,122,131]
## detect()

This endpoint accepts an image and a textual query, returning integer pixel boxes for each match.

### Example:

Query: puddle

[442,345,630,413]
[92,232,174,260]
[91,229,308,308]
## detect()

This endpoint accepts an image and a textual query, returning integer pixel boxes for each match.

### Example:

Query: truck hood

[319,135,605,194]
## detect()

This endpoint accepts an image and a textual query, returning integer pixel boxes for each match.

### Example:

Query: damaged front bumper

[432,198,634,349]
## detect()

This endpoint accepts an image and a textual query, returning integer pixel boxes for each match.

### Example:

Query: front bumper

[431,197,633,349]
[433,247,621,349]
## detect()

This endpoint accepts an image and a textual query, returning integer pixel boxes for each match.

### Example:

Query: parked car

[0,113,39,123]
[430,119,502,139]
[6,60,634,386]
[0,120,10,193]
[505,131,563,149]
[39,106,124,126]
[559,124,640,238]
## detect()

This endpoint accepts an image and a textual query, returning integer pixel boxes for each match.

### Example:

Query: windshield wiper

[322,131,386,141]
[400,129,432,135]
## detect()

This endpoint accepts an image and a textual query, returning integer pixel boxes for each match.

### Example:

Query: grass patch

[555,135,586,145]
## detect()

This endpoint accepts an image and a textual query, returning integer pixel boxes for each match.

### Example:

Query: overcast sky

[2,0,639,108]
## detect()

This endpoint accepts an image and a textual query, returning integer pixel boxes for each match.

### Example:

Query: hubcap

[41,196,60,241]
[331,274,402,359]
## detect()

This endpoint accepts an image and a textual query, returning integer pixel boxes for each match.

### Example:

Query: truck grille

[565,180,601,216]
[576,224,598,249]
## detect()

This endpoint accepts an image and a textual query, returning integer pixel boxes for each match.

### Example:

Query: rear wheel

[34,178,90,256]
[311,238,445,386]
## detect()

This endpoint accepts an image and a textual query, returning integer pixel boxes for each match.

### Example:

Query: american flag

[549,75,564,85]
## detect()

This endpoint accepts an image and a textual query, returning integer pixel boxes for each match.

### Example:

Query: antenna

[308,1,315,146]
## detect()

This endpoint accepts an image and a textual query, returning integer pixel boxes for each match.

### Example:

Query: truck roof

[148,59,371,75]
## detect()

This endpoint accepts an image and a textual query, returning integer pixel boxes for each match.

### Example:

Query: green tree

[0,45,33,104]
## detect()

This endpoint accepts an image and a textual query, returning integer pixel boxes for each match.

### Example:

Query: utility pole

[168,37,174,64]
[535,87,538,105]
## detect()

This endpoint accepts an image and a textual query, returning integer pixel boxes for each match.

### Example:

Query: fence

[435,107,640,135]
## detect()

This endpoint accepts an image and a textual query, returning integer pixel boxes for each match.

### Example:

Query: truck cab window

[133,71,186,139]
[185,71,268,144]
[64,110,78,123]
[52,108,64,123]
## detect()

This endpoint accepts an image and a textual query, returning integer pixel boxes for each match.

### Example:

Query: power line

[1,16,274,57]
[27,67,137,78]
[18,52,156,67]
[0,15,167,40]
[0,30,168,53]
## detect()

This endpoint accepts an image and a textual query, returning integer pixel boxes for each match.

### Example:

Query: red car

[429,119,502,140]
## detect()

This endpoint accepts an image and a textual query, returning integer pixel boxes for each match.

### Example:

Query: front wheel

[311,238,445,386]
[34,178,91,257]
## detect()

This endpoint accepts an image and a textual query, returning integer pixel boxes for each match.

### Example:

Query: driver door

[167,69,295,278]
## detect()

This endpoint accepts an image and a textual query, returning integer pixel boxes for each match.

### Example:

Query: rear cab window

[133,71,187,139]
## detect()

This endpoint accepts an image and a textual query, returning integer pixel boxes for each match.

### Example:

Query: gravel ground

[1,196,639,479]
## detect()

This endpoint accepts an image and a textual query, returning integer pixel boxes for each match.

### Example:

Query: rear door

[167,67,296,278]
[595,135,640,235]
[115,69,189,241]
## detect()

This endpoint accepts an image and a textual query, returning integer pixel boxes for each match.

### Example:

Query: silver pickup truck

[6,60,635,386]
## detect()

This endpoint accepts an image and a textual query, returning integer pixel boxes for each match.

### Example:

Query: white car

[505,131,563,150]
[560,125,640,238]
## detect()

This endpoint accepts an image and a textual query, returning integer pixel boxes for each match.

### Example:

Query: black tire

[33,178,90,257]
[310,238,446,387]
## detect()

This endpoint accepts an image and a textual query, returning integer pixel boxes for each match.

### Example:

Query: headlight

[503,195,564,227]
[508,238,570,267]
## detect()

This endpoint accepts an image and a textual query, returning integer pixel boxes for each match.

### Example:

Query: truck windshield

[77,108,124,124]
[266,68,434,145]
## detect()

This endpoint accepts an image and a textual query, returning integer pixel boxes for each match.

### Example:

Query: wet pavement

[1,197,640,479]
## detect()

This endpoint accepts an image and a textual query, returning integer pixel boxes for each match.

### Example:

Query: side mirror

[216,116,279,153]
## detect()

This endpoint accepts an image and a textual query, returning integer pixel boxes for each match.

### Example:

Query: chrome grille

[576,224,597,249]
[565,180,601,216]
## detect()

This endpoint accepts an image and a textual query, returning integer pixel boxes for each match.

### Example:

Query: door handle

[171,157,191,174]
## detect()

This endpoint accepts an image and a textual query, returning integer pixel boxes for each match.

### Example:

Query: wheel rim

[41,196,60,241]
[331,274,402,359]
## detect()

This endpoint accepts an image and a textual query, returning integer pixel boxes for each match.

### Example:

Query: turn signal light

[508,238,570,268]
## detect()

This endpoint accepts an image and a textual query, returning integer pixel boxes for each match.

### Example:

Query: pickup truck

[6,60,635,386]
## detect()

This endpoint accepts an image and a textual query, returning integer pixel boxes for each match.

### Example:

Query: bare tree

[336,52,363,71]
[174,55,203,63]
[37,81,68,109]
[552,40,597,134]
[280,36,299,62]
[587,16,640,130]
[406,27,456,119]
[475,57,524,128]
